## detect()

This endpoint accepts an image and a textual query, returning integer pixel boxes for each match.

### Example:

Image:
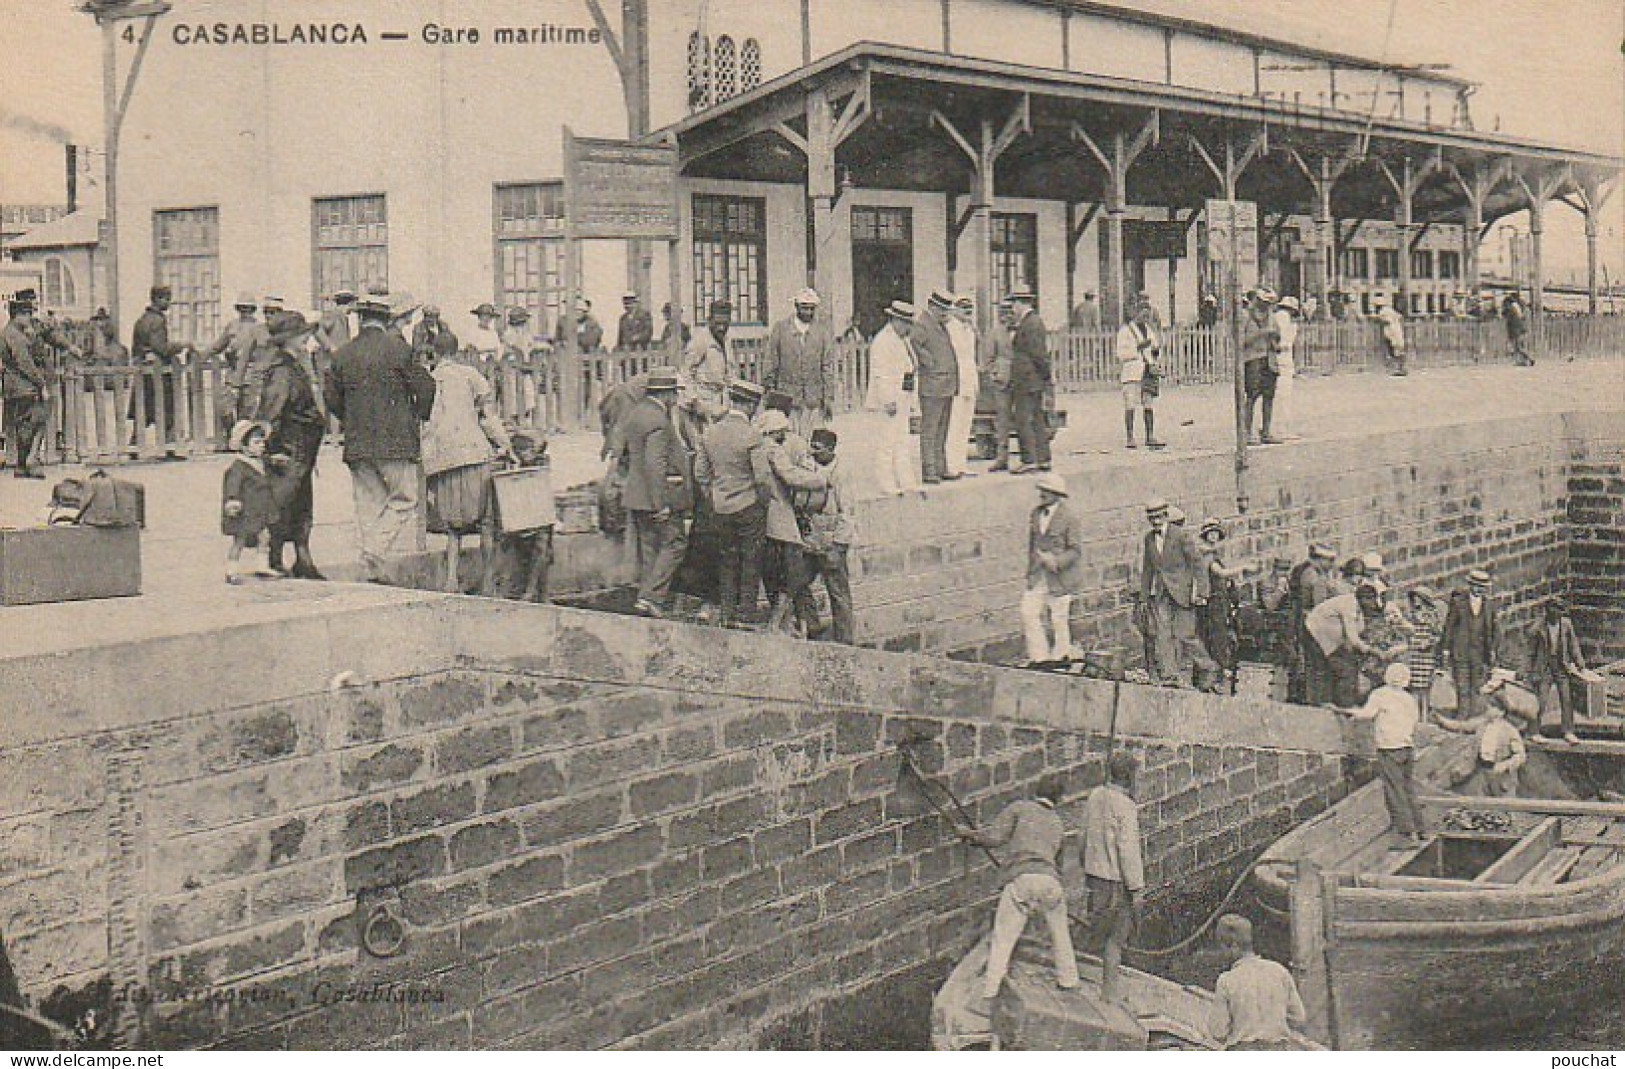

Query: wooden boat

[931,934,1320,1051]
[1253,731,1625,1050]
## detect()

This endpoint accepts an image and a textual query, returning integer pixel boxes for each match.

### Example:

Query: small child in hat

[222,420,279,584]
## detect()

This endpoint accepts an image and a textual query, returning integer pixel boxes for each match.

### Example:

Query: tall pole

[100,16,120,335]
[1230,196,1248,514]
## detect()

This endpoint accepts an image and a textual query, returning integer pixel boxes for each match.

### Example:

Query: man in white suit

[865,300,921,497]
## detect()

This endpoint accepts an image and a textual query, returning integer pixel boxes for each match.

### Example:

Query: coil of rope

[897,744,1273,958]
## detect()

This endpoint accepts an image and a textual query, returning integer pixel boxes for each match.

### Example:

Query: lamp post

[80,0,171,336]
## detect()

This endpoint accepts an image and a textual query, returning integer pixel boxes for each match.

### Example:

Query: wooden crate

[0,525,141,605]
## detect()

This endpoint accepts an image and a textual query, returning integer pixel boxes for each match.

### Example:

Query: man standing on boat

[952,774,1081,1008]
[1082,750,1145,1005]
[1339,662,1425,847]
[1208,914,1306,1051]
[1442,569,1500,719]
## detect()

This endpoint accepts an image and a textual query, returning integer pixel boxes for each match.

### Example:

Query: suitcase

[490,465,557,534]
[0,525,142,605]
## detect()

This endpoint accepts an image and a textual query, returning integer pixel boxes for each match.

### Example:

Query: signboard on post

[559,128,684,427]
[1206,198,1260,289]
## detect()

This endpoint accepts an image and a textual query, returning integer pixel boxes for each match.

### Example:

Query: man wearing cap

[1141,499,1219,689]
[758,408,828,636]
[803,428,856,643]
[1241,289,1281,445]
[128,284,191,454]
[88,308,128,366]
[1437,668,1531,797]
[1208,914,1306,1051]
[557,299,604,354]
[316,290,355,354]
[944,295,981,479]
[1338,662,1425,847]
[1528,600,1588,746]
[616,292,654,352]
[1007,291,1053,472]
[0,290,49,478]
[978,298,1017,471]
[1069,290,1100,333]
[1289,545,1340,703]
[1442,569,1499,719]
[617,369,692,617]
[1117,298,1163,450]
[694,379,773,627]
[683,300,735,418]
[412,306,460,365]
[207,293,272,432]
[762,289,835,438]
[660,303,692,350]
[911,290,960,485]
[1023,473,1085,664]
[324,293,437,583]
[1372,295,1407,376]
[864,300,920,497]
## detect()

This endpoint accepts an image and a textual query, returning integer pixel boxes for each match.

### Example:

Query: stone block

[566,736,663,790]
[666,724,719,763]
[436,724,516,776]
[449,818,524,871]
[570,824,666,884]
[342,743,428,794]
[701,837,754,882]
[344,834,447,894]
[483,758,566,813]
[629,771,700,818]
[398,673,487,728]
[666,795,770,849]
[520,791,625,850]
[391,781,478,836]
[520,705,597,753]
[485,854,567,909]
[814,799,884,846]
[698,755,756,798]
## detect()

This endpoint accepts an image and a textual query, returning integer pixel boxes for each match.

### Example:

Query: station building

[104,0,1617,347]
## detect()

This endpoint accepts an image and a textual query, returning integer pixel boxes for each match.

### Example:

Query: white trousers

[871,410,920,496]
[945,393,976,475]
[983,871,1080,998]
[349,459,424,579]
[1273,364,1295,435]
[1022,586,1074,662]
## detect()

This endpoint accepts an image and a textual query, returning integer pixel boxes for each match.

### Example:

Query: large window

[1341,247,1369,280]
[1438,250,1462,280]
[43,258,76,310]
[153,207,220,344]
[991,213,1039,301]
[851,206,912,244]
[1374,247,1400,281]
[692,193,767,325]
[1411,249,1434,279]
[494,182,566,334]
[312,194,387,305]
[686,32,762,112]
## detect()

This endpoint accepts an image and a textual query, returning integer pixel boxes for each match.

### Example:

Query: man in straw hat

[1022,473,1085,664]
[1339,661,1426,847]
[324,292,437,583]
[207,291,273,432]
[1443,568,1499,719]
[1140,498,1219,689]
[1241,288,1281,445]
[694,378,772,627]
[864,300,920,497]
[911,289,960,485]
[619,368,692,618]
[762,288,836,438]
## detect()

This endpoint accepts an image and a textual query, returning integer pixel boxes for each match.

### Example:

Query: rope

[898,744,1270,957]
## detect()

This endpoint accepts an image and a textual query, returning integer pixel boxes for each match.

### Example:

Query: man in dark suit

[1140,498,1218,689]
[1006,290,1052,473]
[1023,473,1085,663]
[1527,599,1587,744]
[616,292,654,352]
[1441,568,1499,718]
[618,369,692,618]
[911,289,960,485]
[324,294,437,583]
[129,284,190,456]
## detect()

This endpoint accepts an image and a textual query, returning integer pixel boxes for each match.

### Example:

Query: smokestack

[66,144,78,214]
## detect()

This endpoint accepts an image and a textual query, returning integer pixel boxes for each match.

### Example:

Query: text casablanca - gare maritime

[168,22,604,46]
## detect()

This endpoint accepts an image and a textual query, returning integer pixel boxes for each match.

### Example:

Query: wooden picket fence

[25,314,1625,464]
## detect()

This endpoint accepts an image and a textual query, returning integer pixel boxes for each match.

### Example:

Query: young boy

[482,431,553,601]
[1340,662,1425,846]
[222,420,279,584]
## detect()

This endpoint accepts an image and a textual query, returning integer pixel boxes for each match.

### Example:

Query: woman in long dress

[258,312,329,579]
[423,342,514,592]
[1196,519,1257,694]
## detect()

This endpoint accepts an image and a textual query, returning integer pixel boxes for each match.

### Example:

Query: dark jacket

[909,310,959,399]
[259,351,325,445]
[222,458,276,538]
[324,324,436,464]
[1441,589,1499,669]
[131,307,185,366]
[1009,309,1051,393]
[0,321,46,400]
[1527,615,1585,684]
[1027,501,1086,595]
[616,308,654,351]
[411,320,460,362]
[1141,524,1210,608]
[619,396,692,514]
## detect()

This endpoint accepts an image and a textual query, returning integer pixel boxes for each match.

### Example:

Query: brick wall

[852,412,1586,660]
[0,598,1352,1050]
[1564,413,1625,667]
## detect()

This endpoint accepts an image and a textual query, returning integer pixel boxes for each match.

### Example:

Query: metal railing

[30,315,1625,464]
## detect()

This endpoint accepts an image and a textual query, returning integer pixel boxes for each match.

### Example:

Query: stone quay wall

[0,596,1355,1050]
[851,410,1615,663]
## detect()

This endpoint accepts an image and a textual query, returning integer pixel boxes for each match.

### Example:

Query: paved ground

[1,356,1619,599]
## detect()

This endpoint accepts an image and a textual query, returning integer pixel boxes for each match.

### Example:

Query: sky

[1,0,1621,280]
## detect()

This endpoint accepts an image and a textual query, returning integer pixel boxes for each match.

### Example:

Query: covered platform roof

[658,42,1620,227]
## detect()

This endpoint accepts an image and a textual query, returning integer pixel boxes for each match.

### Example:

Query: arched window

[741,39,762,91]
[715,35,737,101]
[43,257,76,309]
[686,31,711,111]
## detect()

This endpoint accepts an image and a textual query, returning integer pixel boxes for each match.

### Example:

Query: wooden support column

[1572,172,1619,315]
[1073,112,1159,329]
[1064,200,1101,320]
[1449,158,1511,298]
[1288,145,1359,311]
[779,77,871,324]
[1514,164,1573,327]
[932,95,1030,331]
[1377,154,1443,316]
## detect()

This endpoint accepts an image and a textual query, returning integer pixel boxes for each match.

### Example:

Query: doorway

[851,205,913,339]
